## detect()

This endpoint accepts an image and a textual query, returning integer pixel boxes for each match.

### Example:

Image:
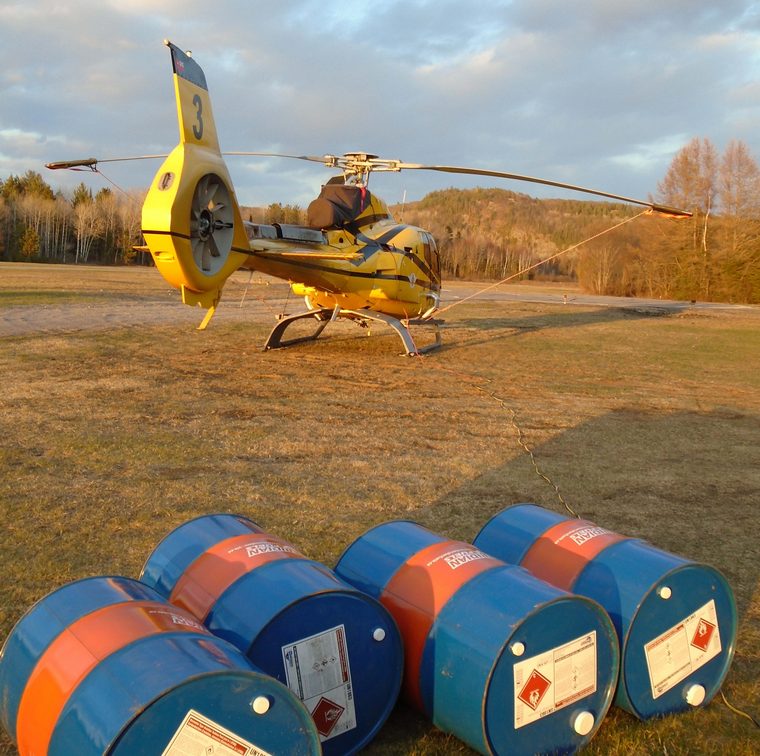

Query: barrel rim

[619,560,738,716]
[481,592,621,754]
[139,512,263,580]
[333,518,424,571]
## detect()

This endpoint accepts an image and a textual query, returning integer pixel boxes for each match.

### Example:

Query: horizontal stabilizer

[244,221,362,260]
[246,237,362,260]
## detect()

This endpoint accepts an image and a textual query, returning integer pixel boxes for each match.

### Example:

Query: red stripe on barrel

[379,540,502,711]
[521,519,628,591]
[15,601,205,755]
[169,533,305,620]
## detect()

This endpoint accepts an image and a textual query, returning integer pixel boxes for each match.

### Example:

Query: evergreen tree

[20,171,55,200]
[20,226,40,259]
[72,183,94,207]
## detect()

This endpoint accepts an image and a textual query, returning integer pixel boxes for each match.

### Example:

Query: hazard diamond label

[644,599,722,699]
[311,697,345,738]
[513,632,598,730]
[518,669,552,710]
[281,625,357,742]
[691,618,717,652]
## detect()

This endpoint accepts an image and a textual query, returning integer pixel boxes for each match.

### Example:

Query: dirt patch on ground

[0,263,293,337]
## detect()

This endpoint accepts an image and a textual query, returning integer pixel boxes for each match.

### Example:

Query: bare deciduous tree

[74,199,104,264]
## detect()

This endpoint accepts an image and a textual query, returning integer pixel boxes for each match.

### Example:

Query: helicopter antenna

[399,189,407,222]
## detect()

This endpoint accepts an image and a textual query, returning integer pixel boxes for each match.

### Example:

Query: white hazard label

[282,624,357,742]
[513,632,597,730]
[162,709,271,756]
[644,598,722,699]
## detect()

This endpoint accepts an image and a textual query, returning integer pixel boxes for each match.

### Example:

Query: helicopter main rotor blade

[393,162,691,217]
[46,152,325,171]
[45,150,690,218]
[222,151,331,164]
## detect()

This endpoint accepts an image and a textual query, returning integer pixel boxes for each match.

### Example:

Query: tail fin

[168,42,220,151]
[141,41,249,325]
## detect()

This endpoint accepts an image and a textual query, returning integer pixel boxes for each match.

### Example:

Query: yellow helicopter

[48,41,690,355]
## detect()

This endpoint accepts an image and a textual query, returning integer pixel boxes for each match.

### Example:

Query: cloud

[608,134,692,173]
[1,0,759,206]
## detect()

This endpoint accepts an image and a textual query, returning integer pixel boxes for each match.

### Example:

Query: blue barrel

[474,504,738,719]
[141,514,403,755]
[0,576,320,756]
[334,520,619,756]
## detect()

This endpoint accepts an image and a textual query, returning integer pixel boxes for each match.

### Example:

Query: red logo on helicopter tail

[691,618,716,652]
[518,669,552,711]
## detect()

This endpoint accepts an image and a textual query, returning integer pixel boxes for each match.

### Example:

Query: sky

[2,0,759,209]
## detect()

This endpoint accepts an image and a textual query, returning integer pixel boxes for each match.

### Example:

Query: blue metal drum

[334,520,619,756]
[474,504,738,719]
[0,576,320,755]
[141,514,403,755]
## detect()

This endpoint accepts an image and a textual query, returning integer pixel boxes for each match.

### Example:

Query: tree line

[2,137,759,303]
[0,174,149,266]
[0,172,305,267]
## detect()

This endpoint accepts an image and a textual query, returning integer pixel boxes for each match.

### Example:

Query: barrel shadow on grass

[370,410,759,755]
[419,408,760,618]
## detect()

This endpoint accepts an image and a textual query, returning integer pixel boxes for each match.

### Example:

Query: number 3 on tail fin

[192,94,204,140]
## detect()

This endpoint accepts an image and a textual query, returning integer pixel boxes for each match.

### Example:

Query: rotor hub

[198,208,213,241]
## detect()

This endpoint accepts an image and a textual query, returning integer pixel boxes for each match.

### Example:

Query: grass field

[1,264,758,754]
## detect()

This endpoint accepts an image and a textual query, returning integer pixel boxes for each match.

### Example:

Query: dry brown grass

[1,264,758,754]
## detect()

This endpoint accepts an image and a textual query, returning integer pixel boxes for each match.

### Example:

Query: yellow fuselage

[241,198,441,318]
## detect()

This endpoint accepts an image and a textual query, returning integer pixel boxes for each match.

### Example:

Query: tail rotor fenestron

[191,173,234,273]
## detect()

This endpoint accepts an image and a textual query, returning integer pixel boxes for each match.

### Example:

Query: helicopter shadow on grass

[436,305,671,352]
[253,301,669,355]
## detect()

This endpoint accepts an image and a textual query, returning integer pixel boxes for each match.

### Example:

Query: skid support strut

[263,307,443,355]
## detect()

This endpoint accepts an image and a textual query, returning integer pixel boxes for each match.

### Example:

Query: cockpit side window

[421,232,441,281]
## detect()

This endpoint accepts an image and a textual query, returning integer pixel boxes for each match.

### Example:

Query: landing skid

[264,307,443,356]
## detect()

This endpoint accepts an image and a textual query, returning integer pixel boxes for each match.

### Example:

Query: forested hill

[392,187,637,280]
[391,186,760,303]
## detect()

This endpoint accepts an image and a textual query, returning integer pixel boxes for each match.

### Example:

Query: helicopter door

[422,233,441,285]
[371,250,400,300]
